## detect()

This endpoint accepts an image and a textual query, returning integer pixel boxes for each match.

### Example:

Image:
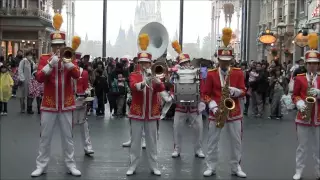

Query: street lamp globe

[277,21,286,36]
[259,29,276,44]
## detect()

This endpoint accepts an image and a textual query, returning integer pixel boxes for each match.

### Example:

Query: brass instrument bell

[151,61,168,79]
[60,47,75,63]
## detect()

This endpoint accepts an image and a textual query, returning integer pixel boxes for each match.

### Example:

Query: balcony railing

[0,8,52,22]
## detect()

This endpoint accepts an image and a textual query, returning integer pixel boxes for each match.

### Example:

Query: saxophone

[215,67,236,128]
[301,73,316,122]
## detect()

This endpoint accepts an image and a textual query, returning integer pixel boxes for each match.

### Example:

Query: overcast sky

[60,0,239,45]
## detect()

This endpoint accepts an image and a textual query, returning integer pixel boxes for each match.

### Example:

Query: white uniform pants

[73,106,93,151]
[129,120,158,170]
[128,119,146,144]
[206,121,242,172]
[295,125,320,174]
[173,111,203,153]
[36,111,77,170]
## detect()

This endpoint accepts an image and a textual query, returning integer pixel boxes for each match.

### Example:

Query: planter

[271,48,278,57]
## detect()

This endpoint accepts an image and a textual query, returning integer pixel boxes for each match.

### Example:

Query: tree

[201,33,211,59]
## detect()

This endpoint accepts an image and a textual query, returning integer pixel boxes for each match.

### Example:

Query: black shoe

[27,110,34,114]
[243,111,248,115]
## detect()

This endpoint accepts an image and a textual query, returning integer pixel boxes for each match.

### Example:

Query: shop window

[299,0,306,14]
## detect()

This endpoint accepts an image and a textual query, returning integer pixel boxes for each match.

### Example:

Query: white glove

[209,100,218,114]
[85,89,91,95]
[229,87,242,97]
[198,102,206,112]
[296,100,306,111]
[49,55,59,66]
[153,77,161,84]
[160,91,172,102]
[135,81,146,91]
[64,62,75,70]
[309,88,320,97]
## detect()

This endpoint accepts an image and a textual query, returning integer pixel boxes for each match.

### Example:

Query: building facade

[0,0,54,59]
[257,0,295,63]
[257,0,320,64]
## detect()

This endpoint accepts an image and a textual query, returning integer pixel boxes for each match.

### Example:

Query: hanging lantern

[294,32,308,47]
[259,29,277,44]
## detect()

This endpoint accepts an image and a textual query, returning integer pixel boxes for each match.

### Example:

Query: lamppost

[217,36,222,48]
[179,0,184,50]
[102,0,107,57]
[277,20,286,64]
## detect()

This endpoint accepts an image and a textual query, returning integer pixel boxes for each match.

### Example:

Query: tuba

[138,22,169,84]
[60,47,75,63]
[138,22,169,60]
[215,67,235,128]
[301,73,316,122]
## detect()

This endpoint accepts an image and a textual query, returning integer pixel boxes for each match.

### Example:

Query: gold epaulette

[208,68,217,72]
[297,73,306,76]
[231,67,241,70]
[41,54,49,56]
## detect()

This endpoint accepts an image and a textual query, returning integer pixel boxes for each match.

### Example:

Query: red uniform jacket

[292,73,320,126]
[36,54,80,112]
[203,67,246,122]
[128,71,165,121]
[174,73,206,113]
[75,68,89,95]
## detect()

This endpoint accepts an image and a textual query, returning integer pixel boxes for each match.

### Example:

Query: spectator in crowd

[17,51,36,114]
[0,64,14,115]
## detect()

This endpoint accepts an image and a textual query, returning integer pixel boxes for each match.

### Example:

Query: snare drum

[74,96,87,124]
[173,68,200,106]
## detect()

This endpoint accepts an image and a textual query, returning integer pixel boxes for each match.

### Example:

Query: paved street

[0,98,318,180]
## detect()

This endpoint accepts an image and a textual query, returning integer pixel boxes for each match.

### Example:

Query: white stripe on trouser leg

[129,120,144,170]
[36,112,58,169]
[80,121,93,151]
[58,111,77,169]
[142,127,146,144]
[206,121,222,170]
[73,106,93,151]
[190,113,203,153]
[173,112,188,152]
[144,121,158,170]
[311,126,320,174]
[226,121,242,172]
[296,125,309,174]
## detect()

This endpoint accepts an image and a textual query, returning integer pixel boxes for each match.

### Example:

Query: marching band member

[126,34,171,176]
[203,28,246,178]
[122,61,147,149]
[72,37,95,156]
[292,32,320,180]
[31,14,81,177]
[170,41,205,158]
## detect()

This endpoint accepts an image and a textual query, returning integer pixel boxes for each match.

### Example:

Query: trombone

[142,60,169,89]
[60,47,75,63]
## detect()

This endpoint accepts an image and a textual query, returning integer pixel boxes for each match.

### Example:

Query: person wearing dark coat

[93,69,109,117]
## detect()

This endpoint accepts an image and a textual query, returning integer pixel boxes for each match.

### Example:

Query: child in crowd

[28,71,44,114]
[0,64,14,115]
[111,73,130,118]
